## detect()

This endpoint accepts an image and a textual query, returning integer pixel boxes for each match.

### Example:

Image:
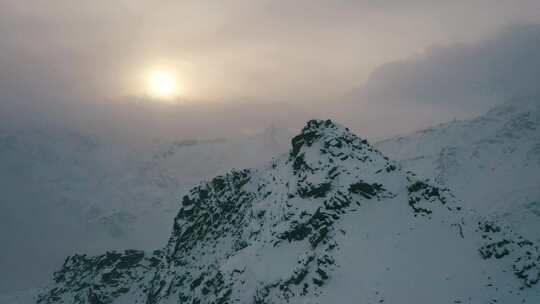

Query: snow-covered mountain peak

[280,119,403,208]
[289,119,390,172]
[290,119,360,155]
[35,119,540,304]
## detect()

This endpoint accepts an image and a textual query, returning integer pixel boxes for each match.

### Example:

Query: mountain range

[2,97,539,303]
[31,118,540,303]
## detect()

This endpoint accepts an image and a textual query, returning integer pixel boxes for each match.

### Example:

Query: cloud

[0,1,539,141]
[1,0,539,107]
[356,24,540,114]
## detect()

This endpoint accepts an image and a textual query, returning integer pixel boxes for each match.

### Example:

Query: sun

[146,69,180,100]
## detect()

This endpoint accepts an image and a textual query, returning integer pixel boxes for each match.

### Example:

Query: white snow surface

[376,96,540,242]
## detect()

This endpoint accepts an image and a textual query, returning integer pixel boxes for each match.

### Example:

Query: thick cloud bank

[357,24,540,114]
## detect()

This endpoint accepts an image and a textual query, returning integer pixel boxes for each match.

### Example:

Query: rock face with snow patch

[38,120,540,303]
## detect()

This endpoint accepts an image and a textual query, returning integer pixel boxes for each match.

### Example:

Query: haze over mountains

[0,119,291,294]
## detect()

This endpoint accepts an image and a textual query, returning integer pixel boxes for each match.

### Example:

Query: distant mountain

[0,123,291,294]
[36,120,540,303]
[376,96,540,242]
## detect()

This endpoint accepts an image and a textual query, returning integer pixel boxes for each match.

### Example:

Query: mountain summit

[37,119,540,304]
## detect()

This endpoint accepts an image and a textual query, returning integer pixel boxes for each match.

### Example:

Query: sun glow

[146,69,180,100]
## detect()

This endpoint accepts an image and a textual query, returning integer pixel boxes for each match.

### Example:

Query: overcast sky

[1,0,540,138]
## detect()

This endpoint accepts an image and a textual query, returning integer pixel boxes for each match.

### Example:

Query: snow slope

[376,96,540,242]
[36,120,540,303]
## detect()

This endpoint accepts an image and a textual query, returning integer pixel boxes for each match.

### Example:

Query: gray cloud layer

[1,0,539,106]
[1,1,539,142]
[3,23,539,145]
[316,24,540,138]
[357,24,540,114]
